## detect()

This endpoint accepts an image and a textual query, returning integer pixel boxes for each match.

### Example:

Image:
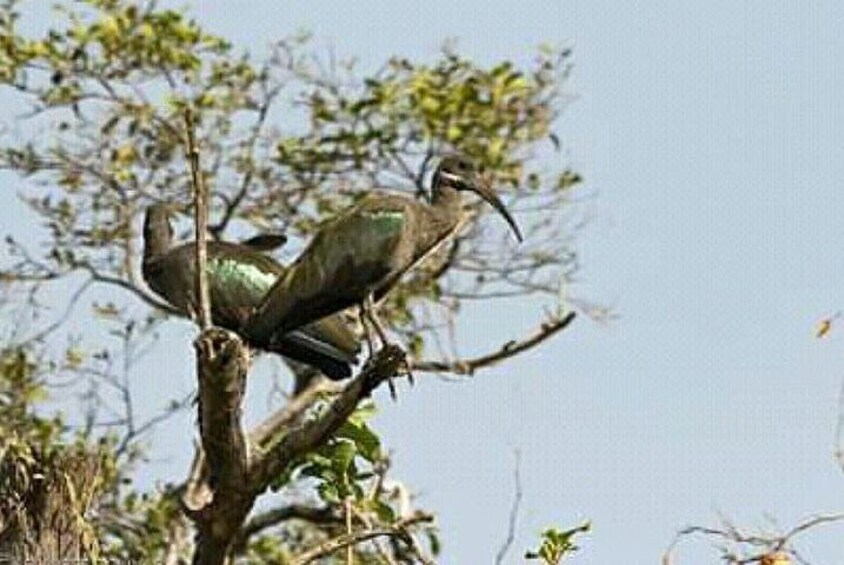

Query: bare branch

[76,262,181,316]
[289,513,434,565]
[184,107,212,330]
[231,504,342,555]
[19,278,92,345]
[663,513,844,565]
[249,379,342,448]
[494,450,523,565]
[835,377,844,473]
[413,311,576,375]
[243,504,342,539]
[209,74,282,238]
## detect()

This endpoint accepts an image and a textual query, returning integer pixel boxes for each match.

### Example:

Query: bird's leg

[362,294,389,347]
[363,294,414,391]
[362,294,405,399]
[358,304,377,358]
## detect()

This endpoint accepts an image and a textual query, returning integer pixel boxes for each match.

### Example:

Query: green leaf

[336,421,381,463]
[317,482,340,504]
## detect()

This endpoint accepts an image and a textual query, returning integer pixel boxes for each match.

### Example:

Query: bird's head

[143,203,175,256]
[434,155,523,242]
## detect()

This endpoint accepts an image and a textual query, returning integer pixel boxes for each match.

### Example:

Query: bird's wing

[245,198,408,342]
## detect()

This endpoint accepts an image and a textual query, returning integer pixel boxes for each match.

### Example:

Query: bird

[243,154,522,355]
[141,204,361,380]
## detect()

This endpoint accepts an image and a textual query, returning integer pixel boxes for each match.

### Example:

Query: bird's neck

[142,222,172,265]
[431,181,464,226]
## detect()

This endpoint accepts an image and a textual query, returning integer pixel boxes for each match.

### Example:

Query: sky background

[3,1,844,563]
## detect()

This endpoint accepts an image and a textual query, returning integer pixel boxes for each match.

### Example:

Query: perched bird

[141,204,360,380]
[244,154,522,351]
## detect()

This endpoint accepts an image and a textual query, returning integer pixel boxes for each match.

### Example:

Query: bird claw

[386,351,416,400]
[387,376,398,401]
[363,343,410,401]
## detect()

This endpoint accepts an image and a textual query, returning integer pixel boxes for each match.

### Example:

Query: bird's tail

[269,328,359,381]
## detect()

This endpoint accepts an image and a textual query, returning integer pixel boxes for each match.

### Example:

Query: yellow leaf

[816,319,832,338]
[101,16,120,40]
[113,144,136,164]
[816,312,840,338]
[761,552,790,565]
[65,347,84,369]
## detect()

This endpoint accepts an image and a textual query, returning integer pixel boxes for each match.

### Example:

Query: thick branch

[413,311,576,375]
[250,345,407,492]
[289,513,434,565]
[191,328,254,565]
[249,379,341,448]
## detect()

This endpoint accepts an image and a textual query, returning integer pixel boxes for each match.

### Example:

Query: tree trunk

[0,444,103,563]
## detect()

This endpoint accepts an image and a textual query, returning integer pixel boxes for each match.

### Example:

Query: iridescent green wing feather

[246,196,409,341]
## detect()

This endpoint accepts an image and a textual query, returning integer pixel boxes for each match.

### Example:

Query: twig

[209,77,282,238]
[835,377,844,472]
[289,513,434,565]
[19,278,92,345]
[346,497,354,565]
[76,262,182,315]
[231,504,341,554]
[413,311,575,375]
[495,449,523,565]
[242,505,342,538]
[663,512,844,564]
[184,107,212,330]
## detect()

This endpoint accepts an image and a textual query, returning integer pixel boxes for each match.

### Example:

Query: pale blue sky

[3,1,844,563]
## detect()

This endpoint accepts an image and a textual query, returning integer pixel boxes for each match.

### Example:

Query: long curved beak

[471,180,523,242]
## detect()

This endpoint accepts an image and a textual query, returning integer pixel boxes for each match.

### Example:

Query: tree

[0,0,586,561]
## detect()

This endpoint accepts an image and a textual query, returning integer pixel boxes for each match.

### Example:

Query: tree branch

[250,345,407,492]
[289,513,434,565]
[232,504,342,553]
[413,311,576,375]
[494,450,522,565]
[244,504,342,537]
[184,107,212,330]
[663,512,844,565]
[249,379,342,448]
[191,328,254,565]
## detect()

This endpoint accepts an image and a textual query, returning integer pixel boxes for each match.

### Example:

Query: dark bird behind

[244,155,522,347]
[141,204,360,380]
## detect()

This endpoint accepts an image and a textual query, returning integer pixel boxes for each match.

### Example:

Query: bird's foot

[387,350,416,400]
[363,343,410,400]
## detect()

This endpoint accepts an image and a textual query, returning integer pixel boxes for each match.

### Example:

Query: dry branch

[289,513,434,565]
[663,513,844,565]
[413,311,576,375]
[184,107,212,330]
[249,379,342,448]
[494,450,523,565]
[241,504,342,539]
